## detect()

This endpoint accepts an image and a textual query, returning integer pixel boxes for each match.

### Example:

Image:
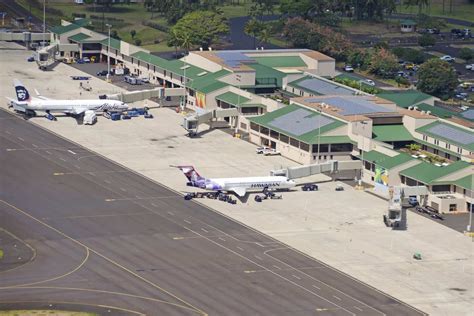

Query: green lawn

[0,249,3,260]
[396,3,474,22]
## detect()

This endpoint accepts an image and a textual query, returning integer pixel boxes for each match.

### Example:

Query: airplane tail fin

[13,79,31,103]
[172,165,205,183]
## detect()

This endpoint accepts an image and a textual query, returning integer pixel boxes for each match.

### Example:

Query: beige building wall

[185,52,222,72]
[220,71,256,86]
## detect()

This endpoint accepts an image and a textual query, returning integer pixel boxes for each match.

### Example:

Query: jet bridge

[384,185,429,230]
[270,160,362,179]
[183,108,239,136]
[105,87,185,104]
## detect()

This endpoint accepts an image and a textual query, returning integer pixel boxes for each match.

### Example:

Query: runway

[0,108,425,315]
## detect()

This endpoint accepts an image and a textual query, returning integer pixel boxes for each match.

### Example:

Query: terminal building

[45,19,473,214]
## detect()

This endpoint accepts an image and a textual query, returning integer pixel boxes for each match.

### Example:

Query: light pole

[316,108,321,163]
[235,74,242,135]
[106,24,112,83]
[467,168,473,232]
[42,0,46,47]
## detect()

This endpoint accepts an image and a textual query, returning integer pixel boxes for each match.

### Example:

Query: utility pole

[106,24,112,83]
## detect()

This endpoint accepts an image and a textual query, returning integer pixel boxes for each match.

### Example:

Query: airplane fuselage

[191,176,295,194]
[23,99,127,113]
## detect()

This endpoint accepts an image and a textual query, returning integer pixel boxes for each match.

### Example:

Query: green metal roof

[372,125,413,142]
[399,160,470,184]
[215,92,250,105]
[317,136,355,145]
[400,19,417,25]
[248,104,346,145]
[362,150,416,170]
[101,37,121,50]
[188,69,230,94]
[452,174,474,190]
[248,63,285,87]
[72,18,90,27]
[415,103,456,119]
[50,23,81,35]
[377,90,432,108]
[253,56,307,68]
[416,121,474,152]
[68,32,91,43]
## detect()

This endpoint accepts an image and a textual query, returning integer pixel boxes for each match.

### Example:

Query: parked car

[440,55,455,62]
[140,77,150,83]
[96,70,110,76]
[262,148,280,156]
[256,146,269,154]
[344,65,354,72]
[466,64,474,70]
[302,184,318,191]
[27,56,35,62]
[397,71,408,78]
[82,57,91,63]
[364,79,375,86]
[427,28,440,34]
[408,196,418,207]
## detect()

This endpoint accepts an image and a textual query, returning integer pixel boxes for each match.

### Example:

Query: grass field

[396,3,474,22]
[0,249,3,259]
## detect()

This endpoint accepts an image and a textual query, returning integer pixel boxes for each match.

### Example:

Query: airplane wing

[230,187,246,197]
[34,89,51,100]
[66,107,88,115]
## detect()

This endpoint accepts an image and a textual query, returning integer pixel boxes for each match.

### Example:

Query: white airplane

[174,165,296,197]
[7,79,128,120]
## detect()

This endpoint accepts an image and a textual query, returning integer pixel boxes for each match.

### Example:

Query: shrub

[142,20,169,32]
[459,47,473,62]
[134,38,142,46]
[418,34,436,47]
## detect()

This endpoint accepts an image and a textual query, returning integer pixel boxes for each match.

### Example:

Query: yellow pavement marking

[53,172,64,176]
[105,198,116,202]
[0,200,207,316]
[0,228,37,275]
[244,270,256,274]
[173,237,185,240]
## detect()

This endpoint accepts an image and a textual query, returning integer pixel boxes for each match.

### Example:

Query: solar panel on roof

[268,108,334,136]
[304,96,395,115]
[216,51,256,68]
[297,78,354,96]
[427,124,474,145]
[460,109,474,120]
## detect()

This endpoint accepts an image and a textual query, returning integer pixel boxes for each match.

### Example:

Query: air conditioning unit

[426,111,431,115]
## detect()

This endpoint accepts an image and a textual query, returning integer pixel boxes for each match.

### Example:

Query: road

[0,108,425,315]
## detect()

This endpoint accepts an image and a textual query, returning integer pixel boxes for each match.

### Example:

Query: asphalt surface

[0,108,426,315]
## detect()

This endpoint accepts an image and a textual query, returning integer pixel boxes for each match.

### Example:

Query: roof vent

[413,106,418,111]
[197,71,208,77]
[426,111,431,115]
[421,111,426,114]
[180,65,190,70]
[408,106,413,110]
[199,47,203,51]
[208,47,212,51]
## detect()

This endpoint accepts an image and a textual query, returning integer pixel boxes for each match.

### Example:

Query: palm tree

[244,18,261,49]
[258,27,270,48]
[180,32,192,54]
[167,28,180,59]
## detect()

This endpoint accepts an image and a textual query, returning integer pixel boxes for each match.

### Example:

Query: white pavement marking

[237,246,244,251]
[104,180,111,184]
[120,188,127,192]
[32,144,38,148]
[201,228,209,233]
[218,237,226,241]
[167,211,174,216]
[333,295,342,301]
[74,165,80,169]
[354,306,363,312]
[59,157,66,161]
[272,265,281,270]
[5,131,10,134]
[151,203,157,207]
[254,255,263,260]
[17,137,24,141]
[292,275,301,280]
[312,285,321,290]
[45,151,52,155]
[184,219,192,224]
[68,149,77,155]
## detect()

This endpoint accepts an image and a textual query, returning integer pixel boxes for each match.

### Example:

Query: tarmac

[1,42,473,315]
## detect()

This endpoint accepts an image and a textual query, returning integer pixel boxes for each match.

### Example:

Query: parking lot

[1,44,473,315]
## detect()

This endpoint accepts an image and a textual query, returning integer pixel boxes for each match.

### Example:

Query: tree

[258,26,271,48]
[167,28,181,58]
[406,143,421,153]
[134,38,142,46]
[130,29,136,39]
[170,11,229,50]
[459,47,473,63]
[144,0,157,18]
[418,34,436,47]
[244,18,263,48]
[367,48,400,78]
[417,59,458,99]
[110,30,121,40]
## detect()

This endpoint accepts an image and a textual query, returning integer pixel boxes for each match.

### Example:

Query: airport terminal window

[457,147,462,154]
[432,185,451,192]
[270,130,279,139]
[290,138,299,148]
[446,143,450,149]
[434,139,439,145]
[189,90,195,97]
[280,134,289,143]
[330,143,352,152]
[423,135,428,141]
[312,144,329,153]
[300,142,310,152]
[260,126,269,135]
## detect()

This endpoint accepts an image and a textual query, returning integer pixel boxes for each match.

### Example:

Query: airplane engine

[205,183,221,190]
